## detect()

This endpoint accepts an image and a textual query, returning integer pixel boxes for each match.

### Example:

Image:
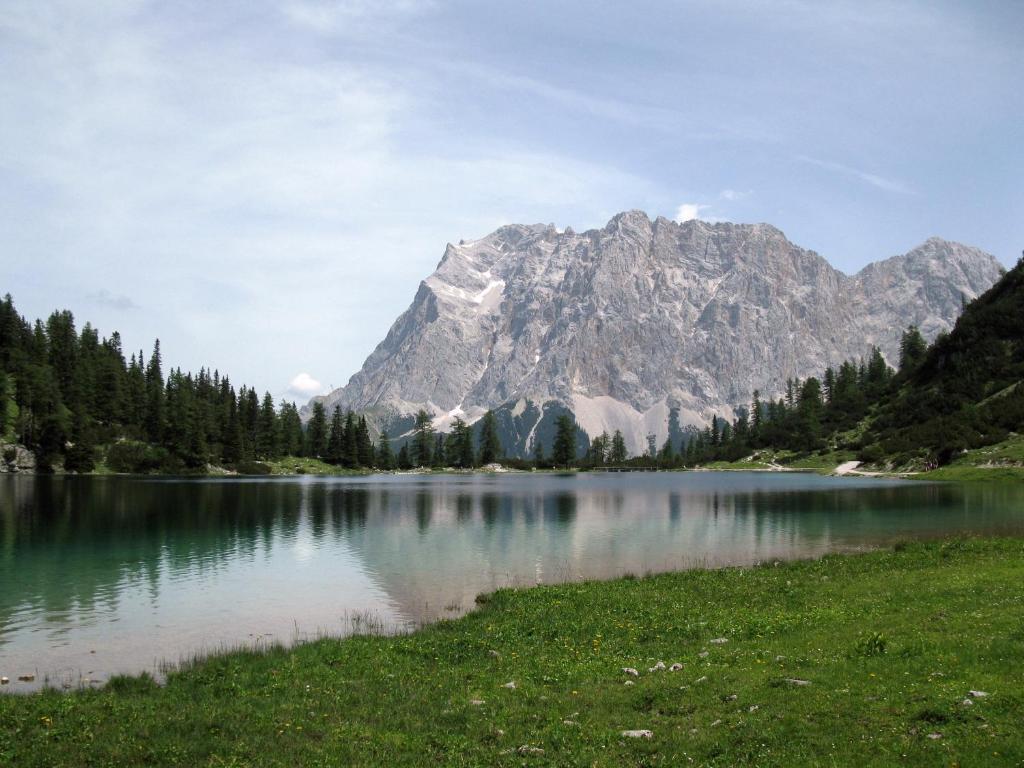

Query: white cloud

[287,373,327,399]
[719,188,752,201]
[796,155,913,195]
[283,0,435,34]
[87,289,139,311]
[674,203,728,223]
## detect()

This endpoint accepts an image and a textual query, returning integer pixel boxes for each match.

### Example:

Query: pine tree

[257,392,278,458]
[533,436,546,466]
[64,408,96,473]
[343,410,358,467]
[278,401,303,456]
[552,414,578,467]
[376,429,394,470]
[412,409,434,467]
[433,432,446,467]
[396,443,412,470]
[144,340,164,443]
[609,429,627,464]
[356,415,374,467]
[327,406,345,464]
[223,393,243,464]
[307,401,328,458]
[477,410,502,464]
[898,325,927,374]
[0,371,8,437]
[447,417,475,468]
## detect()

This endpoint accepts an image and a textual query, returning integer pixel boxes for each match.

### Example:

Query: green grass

[699,449,857,474]
[918,465,1024,482]
[261,456,372,476]
[916,434,1024,482]
[3,539,1024,766]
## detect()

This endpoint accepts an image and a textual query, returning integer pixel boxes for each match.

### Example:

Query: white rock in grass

[621,730,653,739]
[470,699,486,706]
[785,678,812,686]
[502,681,517,689]
[648,661,666,672]
[622,667,640,677]
[624,680,635,686]
[695,676,708,683]
[698,651,710,658]
[710,638,728,644]
[517,745,545,755]
[669,663,683,672]
[968,690,989,698]
[711,719,722,727]
[927,733,942,740]
[962,699,974,707]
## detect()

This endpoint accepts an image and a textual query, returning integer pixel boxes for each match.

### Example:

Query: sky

[2,0,1022,404]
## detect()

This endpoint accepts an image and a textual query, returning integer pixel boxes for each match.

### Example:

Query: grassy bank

[3,539,1024,766]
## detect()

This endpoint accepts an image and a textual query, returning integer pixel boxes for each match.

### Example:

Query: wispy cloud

[286,372,327,399]
[797,155,913,195]
[674,203,727,223]
[87,289,139,311]
[282,0,435,34]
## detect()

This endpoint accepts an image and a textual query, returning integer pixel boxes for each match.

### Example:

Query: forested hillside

[677,255,1023,470]
[0,294,306,472]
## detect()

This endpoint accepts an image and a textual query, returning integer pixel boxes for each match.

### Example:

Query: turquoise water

[1,472,1022,690]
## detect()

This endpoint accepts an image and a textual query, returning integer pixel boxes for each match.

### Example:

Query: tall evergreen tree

[376,429,394,470]
[477,410,502,464]
[552,414,578,467]
[327,405,346,464]
[609,429,627,464]
[356,415,374,467]
[899,325,927,374]
[411,409,434,467]
[257,392,278,458]
[144,340,164,443]
[307,401,328,458]
[396,443,412,470]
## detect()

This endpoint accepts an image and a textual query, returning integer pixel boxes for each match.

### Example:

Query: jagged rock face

[312,212,1004,455]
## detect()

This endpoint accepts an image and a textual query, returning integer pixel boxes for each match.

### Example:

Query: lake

[2,471,1023,691]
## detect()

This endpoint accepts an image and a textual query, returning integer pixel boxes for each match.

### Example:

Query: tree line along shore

[1,254,1022,476]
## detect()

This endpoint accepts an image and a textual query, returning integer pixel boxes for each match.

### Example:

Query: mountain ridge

[309,211,1004,455]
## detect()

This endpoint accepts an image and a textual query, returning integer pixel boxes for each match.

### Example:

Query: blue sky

[2,0,1021,402]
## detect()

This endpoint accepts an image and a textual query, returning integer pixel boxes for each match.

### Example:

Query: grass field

[2,538,1023,766]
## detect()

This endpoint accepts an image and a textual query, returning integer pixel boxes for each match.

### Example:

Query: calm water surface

[2,472,1023,690]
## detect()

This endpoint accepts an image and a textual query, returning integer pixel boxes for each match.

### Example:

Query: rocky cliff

[311,212,1004,455]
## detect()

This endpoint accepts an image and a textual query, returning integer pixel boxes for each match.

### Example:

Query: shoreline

[2,537,1022,765]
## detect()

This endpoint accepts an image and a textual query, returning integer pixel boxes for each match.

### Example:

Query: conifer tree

[257,392,278,458]
[533,436,546,466]
[376,429,394,470]
[327,406,346,464]
[343,410,358,467]
[356,415,374,467]
[396,443,412,470]
[144,340,164,443]
[610,429,627,464]
[477,410,502,464]
[899,325,927,374]
[307,401,328,458]
[411,409,434,467]
[552,414,578,467]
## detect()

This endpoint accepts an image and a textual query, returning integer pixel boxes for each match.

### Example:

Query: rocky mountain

[310,211,1004,455]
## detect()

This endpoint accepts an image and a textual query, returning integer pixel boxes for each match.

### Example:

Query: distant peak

[606,209,652,227]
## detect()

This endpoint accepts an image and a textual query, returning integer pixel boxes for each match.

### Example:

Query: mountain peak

[312,217,1004,456]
